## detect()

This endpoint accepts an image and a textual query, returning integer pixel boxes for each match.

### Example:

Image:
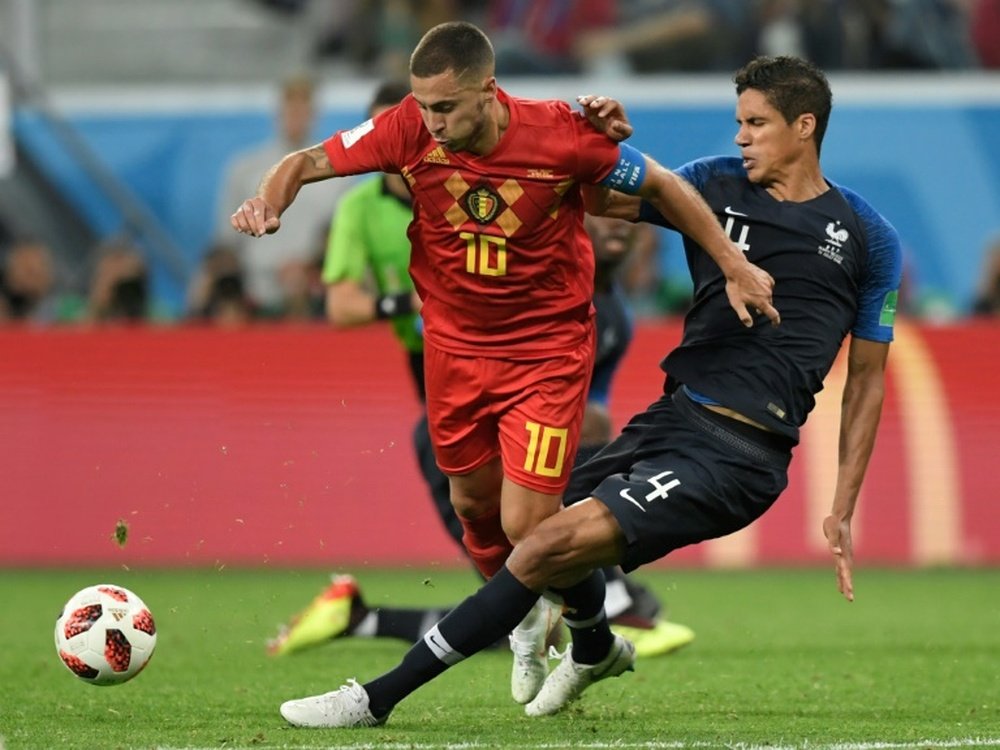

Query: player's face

[281,92,314,146]
[410,69,494,153]
[734,88,809,186]
[585,215,635,262]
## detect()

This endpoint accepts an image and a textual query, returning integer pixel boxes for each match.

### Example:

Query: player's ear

[796,113,816,143]
[481,76,497,102]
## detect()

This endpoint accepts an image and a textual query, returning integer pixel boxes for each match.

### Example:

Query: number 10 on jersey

[461,232,507,276]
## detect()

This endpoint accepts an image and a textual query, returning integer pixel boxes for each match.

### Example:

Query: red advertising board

[1,320,996,568]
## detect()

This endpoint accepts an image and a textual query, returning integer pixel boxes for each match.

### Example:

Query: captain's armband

[599,144,647,195]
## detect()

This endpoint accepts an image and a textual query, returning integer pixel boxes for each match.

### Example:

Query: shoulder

[393,94,423,122]
[507,93,575,126]
[830,182,901,251]
[674,155,743,190]
[341,97,424,146]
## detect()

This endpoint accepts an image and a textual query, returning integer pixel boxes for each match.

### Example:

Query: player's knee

[448,462,504,518]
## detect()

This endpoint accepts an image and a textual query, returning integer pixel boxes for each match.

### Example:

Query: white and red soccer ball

[54,584,157,686]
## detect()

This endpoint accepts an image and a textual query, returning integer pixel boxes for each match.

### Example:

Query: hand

[410,290,424,315]
[822,514,855,602]
[576,94,633,142]
[231,197,281,237]
[724,261,780,327]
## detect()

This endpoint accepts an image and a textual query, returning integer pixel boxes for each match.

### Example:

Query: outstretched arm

[823,336,890,602]
[578,94,778,325]
[230,144,337,237]
[326,279,422,327]
[638,157,780,326]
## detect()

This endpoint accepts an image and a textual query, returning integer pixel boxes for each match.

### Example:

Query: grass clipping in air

[113,518,129,548]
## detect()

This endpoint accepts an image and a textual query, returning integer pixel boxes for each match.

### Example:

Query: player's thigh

[424,342,499,475]
[592,414,788,572]
[508,498,626,590]
[564,390,670,506]
[495,346,593,496]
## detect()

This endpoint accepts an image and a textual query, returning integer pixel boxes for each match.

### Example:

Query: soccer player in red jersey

[231,20,778,715]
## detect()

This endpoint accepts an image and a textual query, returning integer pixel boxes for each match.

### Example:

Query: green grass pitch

[1,567,998,749]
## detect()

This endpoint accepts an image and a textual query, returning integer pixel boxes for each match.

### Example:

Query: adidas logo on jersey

[423,147,450,164]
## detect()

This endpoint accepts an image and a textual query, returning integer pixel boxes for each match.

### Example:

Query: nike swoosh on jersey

[724,205,748,217]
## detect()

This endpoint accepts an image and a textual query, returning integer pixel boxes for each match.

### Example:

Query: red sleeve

[322,101,412,177]
[567,110,621,185]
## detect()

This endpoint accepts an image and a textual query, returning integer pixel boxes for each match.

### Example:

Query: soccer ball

[54,584,157,686]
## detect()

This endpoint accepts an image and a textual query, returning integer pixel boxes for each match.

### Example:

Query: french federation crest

[465,185,503,224]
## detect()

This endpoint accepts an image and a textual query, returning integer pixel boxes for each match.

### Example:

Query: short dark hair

[734,56,832,155]
[368,80,410,116]
[409,21,494,83]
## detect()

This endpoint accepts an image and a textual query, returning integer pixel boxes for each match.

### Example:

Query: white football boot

[525,634,635,717]
[279,679,388,728]
[509,597,562,704]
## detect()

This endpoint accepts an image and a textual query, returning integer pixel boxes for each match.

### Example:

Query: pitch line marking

[157,736,1000,750]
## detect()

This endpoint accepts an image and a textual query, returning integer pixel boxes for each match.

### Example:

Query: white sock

[603,578,632,620]
[352,610,378,637]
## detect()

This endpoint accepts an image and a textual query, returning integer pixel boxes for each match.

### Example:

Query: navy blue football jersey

[638,156,902,441]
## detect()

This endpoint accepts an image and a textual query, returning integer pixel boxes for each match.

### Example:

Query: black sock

[363,566,538,717]
[374,607,452,644]
[551,569,613,665]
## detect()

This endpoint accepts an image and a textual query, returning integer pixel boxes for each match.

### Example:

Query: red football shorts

[424,335,595,495]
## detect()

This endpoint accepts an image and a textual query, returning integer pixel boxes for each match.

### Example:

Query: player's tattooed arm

[300,144,337,181]
[231,144,339,237]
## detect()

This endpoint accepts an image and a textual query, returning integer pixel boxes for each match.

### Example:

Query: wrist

[375,292,414,319]
[717,248,746,278]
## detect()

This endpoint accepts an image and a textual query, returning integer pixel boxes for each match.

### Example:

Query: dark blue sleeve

[841,187,903,342]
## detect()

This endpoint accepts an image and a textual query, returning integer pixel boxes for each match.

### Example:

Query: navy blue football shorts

[564,383,793,572]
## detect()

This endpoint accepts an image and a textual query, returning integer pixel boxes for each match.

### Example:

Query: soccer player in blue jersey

[277,54,902,728]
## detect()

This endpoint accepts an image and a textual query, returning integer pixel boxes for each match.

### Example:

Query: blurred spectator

[278,229,328,321]
[751,0,849,67]
[486,0,617,76]
[214,75,353,317]
[306,0,374,65]
[376,0,462,77]
[303,0,461,76]
[574,0,751,74]
[610,225,692,317]
[0,237,59,324]
[755,0,809,59]
[84,238,150,324]
[970,0,1000,67]
[971,234,1000,316]
[875,0,977,69]
[186,242,255,326]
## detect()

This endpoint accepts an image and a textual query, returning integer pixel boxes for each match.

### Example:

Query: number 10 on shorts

[523,421,568,477]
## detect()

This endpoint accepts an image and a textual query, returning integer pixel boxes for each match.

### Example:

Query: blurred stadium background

[1,0,999,571]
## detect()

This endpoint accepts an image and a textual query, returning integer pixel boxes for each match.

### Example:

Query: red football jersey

[323,88,622,357]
